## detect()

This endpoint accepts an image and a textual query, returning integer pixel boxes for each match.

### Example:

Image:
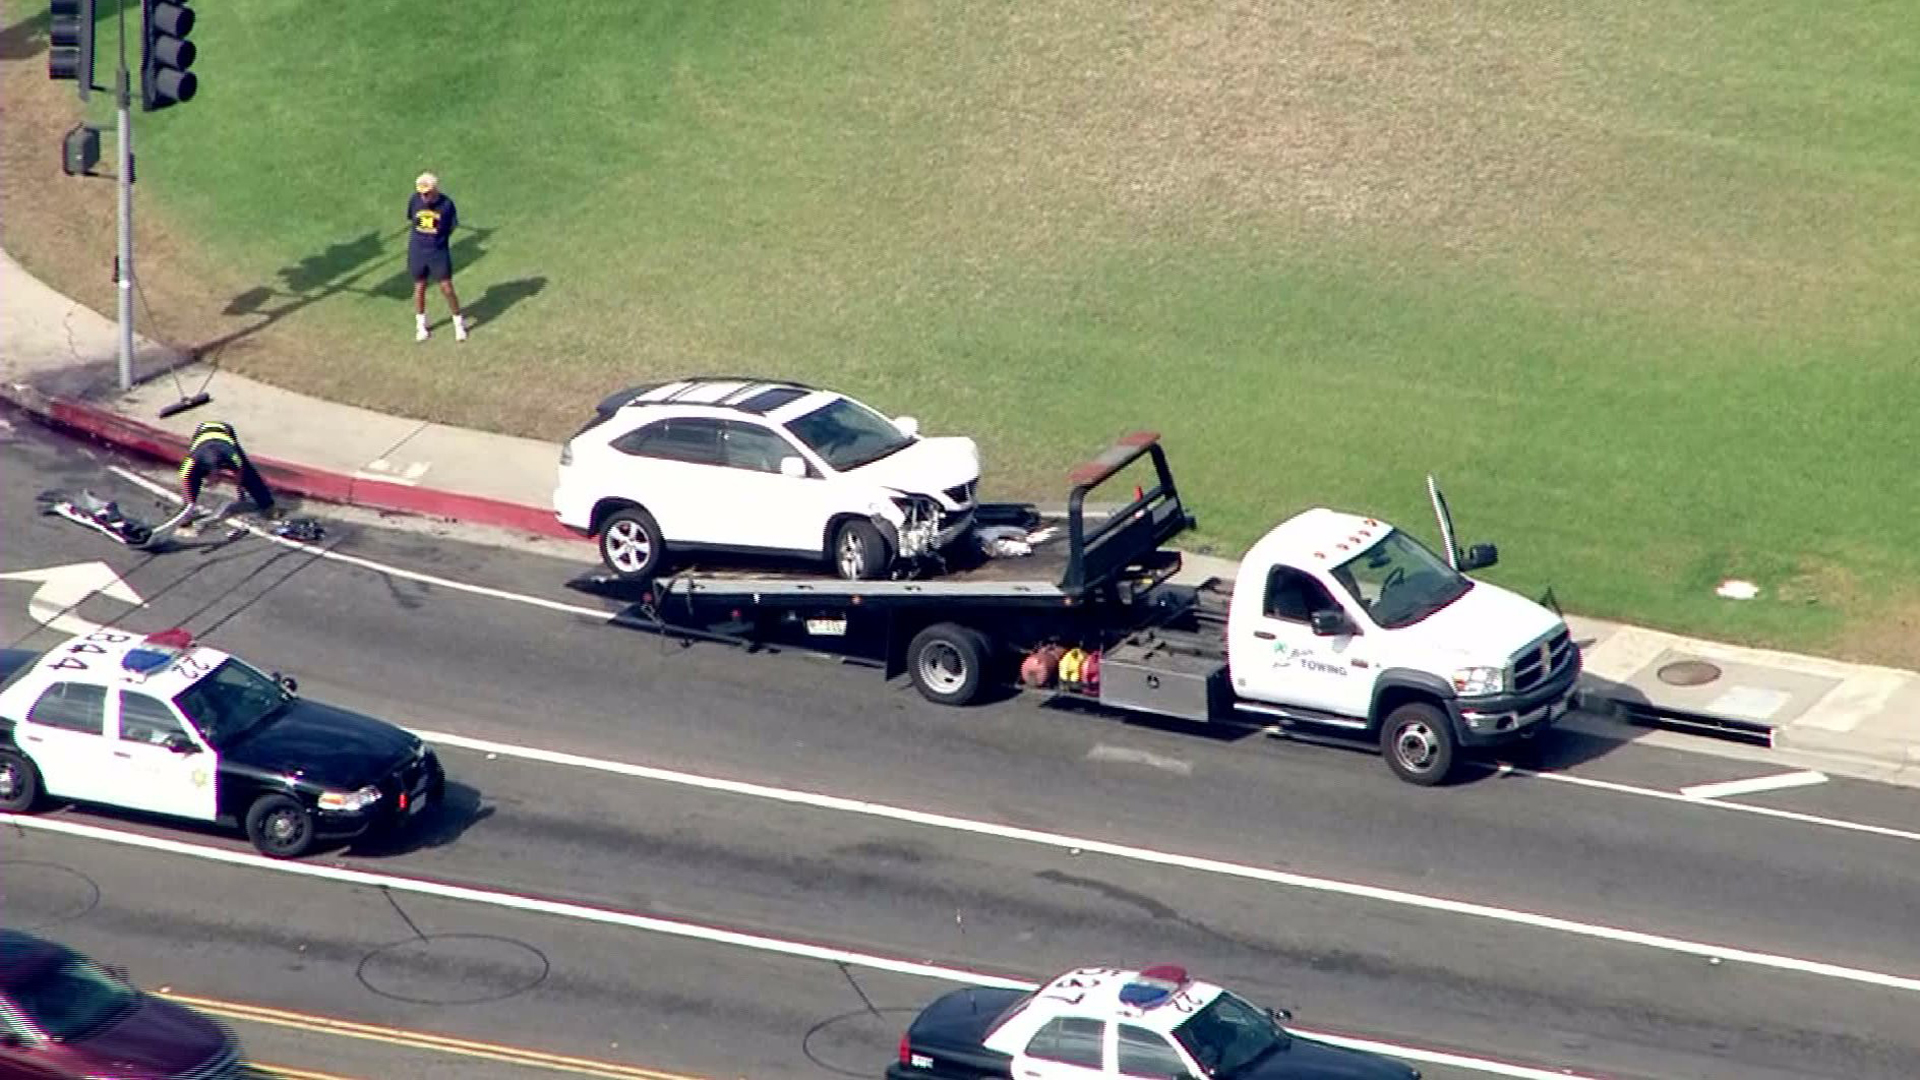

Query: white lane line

[108,465,611,621]
[1,814,1600,1080]
[106,464,1920,850]
[1497,765,1920,842]
[415,729,1920,996]
[1680,770,1830,801]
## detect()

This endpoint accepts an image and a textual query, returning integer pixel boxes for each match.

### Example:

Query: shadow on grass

[198,226,498,360]
[367,227,498,301]
[0,8,49,61]
[466,274,548,328]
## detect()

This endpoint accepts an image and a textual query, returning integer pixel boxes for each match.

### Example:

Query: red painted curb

[15,387,584,543]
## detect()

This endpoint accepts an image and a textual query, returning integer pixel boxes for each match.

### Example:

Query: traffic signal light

[141,0,198,111]
[48,0,96,102]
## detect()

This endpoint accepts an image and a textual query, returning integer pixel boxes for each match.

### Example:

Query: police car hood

[1234,1033,1416,1079]
[222,699,419,788]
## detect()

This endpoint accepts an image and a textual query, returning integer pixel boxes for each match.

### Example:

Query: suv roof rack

[594,376,820,417]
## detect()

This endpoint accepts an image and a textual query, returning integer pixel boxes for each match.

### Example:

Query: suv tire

[600,507,667,580]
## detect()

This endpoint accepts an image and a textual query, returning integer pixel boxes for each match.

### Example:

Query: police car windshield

[1328,529,1472,630]
[1172,992,1288,1077]
[174,659,289,747]
[784,397,912,472]
[6,955,138,1042]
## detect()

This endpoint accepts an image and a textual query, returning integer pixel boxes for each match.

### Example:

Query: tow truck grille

[1512,629,1575,693]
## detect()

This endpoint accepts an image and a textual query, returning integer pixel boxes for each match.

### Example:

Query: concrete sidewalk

[4,248,1918,785]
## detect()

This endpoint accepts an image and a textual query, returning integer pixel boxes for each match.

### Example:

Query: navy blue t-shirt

[407,192,458,251]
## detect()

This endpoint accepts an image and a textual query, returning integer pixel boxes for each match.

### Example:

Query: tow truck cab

[1099,490,1580,785]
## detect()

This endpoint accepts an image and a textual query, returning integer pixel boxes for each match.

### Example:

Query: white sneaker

[454,315,470,342]
[415,324,430,343]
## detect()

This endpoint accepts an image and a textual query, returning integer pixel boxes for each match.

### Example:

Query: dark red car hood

[71,994,231,1077]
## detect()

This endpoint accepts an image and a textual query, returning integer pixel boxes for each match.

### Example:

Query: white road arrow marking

[0,561,147,637]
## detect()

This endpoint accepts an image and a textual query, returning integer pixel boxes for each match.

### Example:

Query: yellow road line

[160,992,703,1080]
[251,1065,365,1080]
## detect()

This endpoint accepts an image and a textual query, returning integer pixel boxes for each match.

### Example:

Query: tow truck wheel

[907,623,990,706]
[833,519,892,581]
[0,751,40,812]
[600,508,666,580]
[245,794,317,859]
[1381,701,1456,786]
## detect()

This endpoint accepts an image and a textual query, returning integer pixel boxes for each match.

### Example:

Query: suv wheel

[600,508,666,580]
[833,519,892,581]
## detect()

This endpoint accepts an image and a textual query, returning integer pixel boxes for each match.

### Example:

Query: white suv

[555,377,982,580]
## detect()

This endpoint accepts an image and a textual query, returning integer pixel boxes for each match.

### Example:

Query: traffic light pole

[114,0,134,391]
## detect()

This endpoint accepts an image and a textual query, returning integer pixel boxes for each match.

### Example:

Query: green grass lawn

[22,1,1920,660]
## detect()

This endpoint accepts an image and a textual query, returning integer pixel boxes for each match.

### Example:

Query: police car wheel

[0,751,39,812]
[245,794,316,859]
[1381,701,1456,786]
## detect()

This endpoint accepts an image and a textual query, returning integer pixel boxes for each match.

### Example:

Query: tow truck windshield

[784,397,913,472]
[174,659,290,748]
[1330,529,1473,630]
[1172,991,1291,1077]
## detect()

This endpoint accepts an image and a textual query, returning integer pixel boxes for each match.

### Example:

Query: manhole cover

[356,933,549,1005]
[0,861,101,930]
[1658,660,1722,686]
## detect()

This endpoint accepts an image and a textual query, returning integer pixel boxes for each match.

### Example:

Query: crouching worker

[177,421,277,522]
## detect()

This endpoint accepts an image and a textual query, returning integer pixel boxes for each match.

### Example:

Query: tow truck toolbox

[573,431,1580,785]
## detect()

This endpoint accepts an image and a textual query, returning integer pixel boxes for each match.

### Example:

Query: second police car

[0,627,444,859]
[888,965,1418,1080]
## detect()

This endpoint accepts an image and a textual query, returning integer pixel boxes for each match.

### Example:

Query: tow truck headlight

[317,784,382,813]
[1451,666,1508,696]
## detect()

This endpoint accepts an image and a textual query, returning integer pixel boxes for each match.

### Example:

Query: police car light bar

[1118,965,1191,1008]
[146,627,195,650]
[123,628,196,676]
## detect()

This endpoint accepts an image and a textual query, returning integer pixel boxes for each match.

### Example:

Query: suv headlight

[1451,666,1508,696]
[317,784,382,812]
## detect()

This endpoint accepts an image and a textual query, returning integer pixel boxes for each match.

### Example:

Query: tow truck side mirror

[779,456,808,479]
[892,415,920,438]
[164,734,198,755]
[1308,609,1354,637]
[1460,542,1499,572]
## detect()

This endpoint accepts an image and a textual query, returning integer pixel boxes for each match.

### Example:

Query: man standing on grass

[407,171,469,342]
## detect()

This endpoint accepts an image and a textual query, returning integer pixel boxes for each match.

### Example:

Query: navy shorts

[409,248,453,282]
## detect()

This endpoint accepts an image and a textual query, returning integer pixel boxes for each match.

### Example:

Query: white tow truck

[576,432,1581,785]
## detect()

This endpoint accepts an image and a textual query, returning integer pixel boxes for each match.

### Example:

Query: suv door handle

[1253,630,1276,640]
[23,734,43,743]
[113,751,133,759]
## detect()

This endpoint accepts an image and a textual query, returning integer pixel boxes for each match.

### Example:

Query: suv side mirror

[892,415,920,438]
[276,673,299,695]
[164,733,199,755]
[1460,542,1499,572]
[779,456,808,478]
[1308,609,1353,637]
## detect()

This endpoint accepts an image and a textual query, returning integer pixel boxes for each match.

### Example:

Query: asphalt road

[3,413,1917,1080]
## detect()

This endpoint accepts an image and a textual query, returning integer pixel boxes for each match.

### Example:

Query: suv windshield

[173,659,290,748]
[1172,992,1288,1077]
[8,956,137,1042]
[1329,529,1472,629]
[784,397,912,472]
